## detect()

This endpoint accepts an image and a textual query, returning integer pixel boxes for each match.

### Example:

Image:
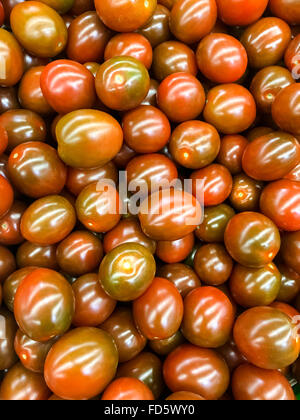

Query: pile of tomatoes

[0,0,299,401]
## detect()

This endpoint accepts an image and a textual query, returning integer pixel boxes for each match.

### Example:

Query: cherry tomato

[156,233,195,264]
[0,28,24,87]
[16,242,58,270]
[277,263,300,303]
[196,204,235,243]
[149,331,185,356]
[0,87,20,114]
[272,84,300,136]
[138,4,171,48]
[0,175,13,218]
[0,308,18,371]
[0,200,26,246]
[0,1,4,26]
[269,0,300,25]
[3,267,37,312]
[229,174,264,212]
[102,377,154,400]
[70,0,94,16]
[216,0,268,26]
[217,336,247,373]
[285,34,300,76]
[281,232,300,275]
[217,135,248,175]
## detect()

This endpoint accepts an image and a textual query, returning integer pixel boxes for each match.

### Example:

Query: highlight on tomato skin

[0,0,299,402]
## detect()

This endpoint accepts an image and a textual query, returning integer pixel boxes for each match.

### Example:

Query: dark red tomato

[10,1,67,58]
[149,330,185,356]
[0,308,18,370]
[14,268,75,342]
[195,204,235,243]
[0,245,16,284]
[285,35,300,75]
[76,181,121,233]
[102,377,154,400]
[230,263,281,308]
[18,66,52,115]
[56,109,123,169]
[67,11,112,64]
[169,121,220,169]
[141,79,159,106]
[191,164,233,207]
[156,233,195,264]
[3,267,37,312]
[229,174,264,212]
[122,106,170,154]
[84,61,100,77]
[247,126,274,142]
[204,84,256,134]
[272,84,300,136]
[163,344,230,400]
[37,0,74,14]
[44,327,118,400]
[250,66,294,114]
[8,142,67,198]
[23,52,49,71]
[0,109,46,152]
[225,212,281,268]
[169,0,217,44]
[56,231,103,276]
[40,60,96,114]
[0,1,4,26]
[234,307,299,370]
[157,73,205,123]
[105,33,153,69]
[166,392,205,400]
[0,363,50,400]
[72,273,116,327]
[70,0,94,15]
[21,195,76,246]
[66,161,118,196]
[197,34,247,83]
[269,0,300,25]
[232,364,295,401]
[270,301,300,320]
[217,336,247,372]
[0,125,8,156]
[194,244,233,286]
[260,179,300,232]
[158,0,176,8]
[157,263,201,297]
[16,242,57,270]
[139,189,202,241]
[281,231,300,275]
[152,41,197,81]
[217,135,248,175]
[138,4,171,48]
[95,0,157,32]
[277,263,300,303]
[14,330,55,374]
[133,277,183,340]
[242,132,300,181]
[0,28,24,87]
[182,286,234,348]
[241,18,292,69]
[0,200,26,246]
[0,175,13,218]
[216,0,268,26]
[0,87,20,115]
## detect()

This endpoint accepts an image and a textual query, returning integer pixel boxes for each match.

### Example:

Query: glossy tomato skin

[217,135,248,175]
[260,179,300,232]
[0,175,13,218]
[101,306,147,363]
[247,126,274,142]
[70,0,94,15]
[18,67,52,115]
[169,0,217,44]
[217,336,247,373]
[67,11,112,63]
[197,34,247,83]
[194,244,233,286]
[102,377,154,400]
[0,87,20,115]
[133,277,184,340]
[139,189,202,241]
[281,231,300,275]
[10,1,68,58]
[0,1,4,26]
[196,204,235,243]
[285,34,300,75]
[163,344,230,400]
[241,18,292,69]
[122,106,171,154]
[232,364,295,401]
[0,363,50,400]
[0,308,18,371]
[182,286,235,348]
[75,181,120,233]
[166,392,205,400]
[234,307,299,370]
[250,66,294,114]
[156,233,195,264]
[14,268,75,342]
[224,212,281,268]
[152,41,197,81]
[8,142,67,198]
[99,243,156,301]
[0,28,24,87]
[269,0,300,25]
[229,263,281,308]
[138,4,171,48]
[56,109,123,169]
[103,218,156,255]
[149,331,185,356]
[72,273,116,327]
[277,263,300,303]
[169,121,221,169]
[0,200,27,246]
[95,0,157,32]
[191,164,233,207]
[204,84,256,134]
[16,242,57,270]
[157,73,206,123]
[95,57,150,112]
[105,33,153,69]
[0,245,16,283]
[229,174,264,212]
[3,267,37,312]
[117,352,163,399]
[216,0,268,26]
[157,263,201,297]
[21,195,76,246]
[141,79,159,107]
[0,125,8,156]
[272,84,300,136]
[44,327,118,400]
